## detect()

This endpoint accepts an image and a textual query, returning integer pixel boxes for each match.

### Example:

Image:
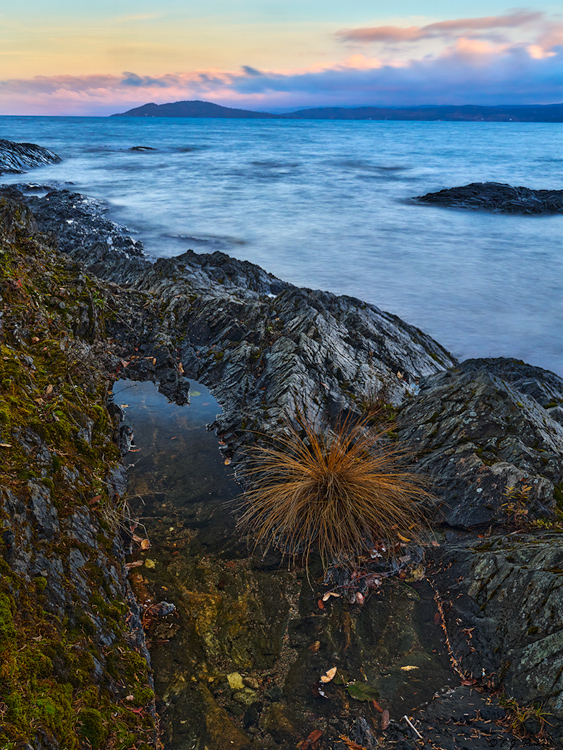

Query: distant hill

[111,100,563,122]
[111,100,278,119]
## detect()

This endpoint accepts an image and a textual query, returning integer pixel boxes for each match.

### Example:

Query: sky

[0,1,562,115]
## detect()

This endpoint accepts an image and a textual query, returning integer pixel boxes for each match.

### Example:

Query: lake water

[1,116,562,374]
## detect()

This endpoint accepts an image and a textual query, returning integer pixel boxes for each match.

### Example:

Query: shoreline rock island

[1,141,563,750]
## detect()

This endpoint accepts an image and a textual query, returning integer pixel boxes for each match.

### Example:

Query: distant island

[111,99,563,122]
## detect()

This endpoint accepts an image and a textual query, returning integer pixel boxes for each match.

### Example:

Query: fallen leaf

[400,666,419,671]
[0,443,12,448]
[309,641,321,653]
[461,678,477,686]
[125,560,144,569]
[45,384,53,395]
[339,736,368,750]
[372,699,384,713]
[355,592,365,605]
[397,533,411,543]
[320,666,337,684]
[178,362,185,374]
[322,592,341,601]
[89,495,101,506]
[346,682,380,702]
[381,709,390,730]
[140,539,150,550]
[224,458,231,465]
[303,729,322,747]
[31,336,40,343]
[317,599,324,610]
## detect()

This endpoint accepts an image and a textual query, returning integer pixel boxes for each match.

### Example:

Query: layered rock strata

[0,139,61,174]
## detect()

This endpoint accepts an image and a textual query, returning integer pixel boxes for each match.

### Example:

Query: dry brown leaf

[178,362,185,374]
[339,735,368,750]
[89,495,101,506]
[125,560,144,569]
[400,666,419,671]
[381,709,390,730]
[45,384,53,395]
[320,666,337,683]
[322,591,341,601]
[309,641,321,653]
[0,443,12,448]
[31,336,40,343]
[140,539,150,550]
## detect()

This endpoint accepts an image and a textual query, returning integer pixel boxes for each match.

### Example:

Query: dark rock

[414,182,563,215]
[0,139,61,174]
[431,533,563,743]
[28,481,60,540]
[399,358,563,528]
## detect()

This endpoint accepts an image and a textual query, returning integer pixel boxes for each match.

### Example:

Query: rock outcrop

[399,358,563,528]
[3,182,563,749]
[414,182,563,214]
[0,139,61,174]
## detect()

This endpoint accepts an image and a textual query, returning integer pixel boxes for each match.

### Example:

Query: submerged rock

[414,182,563,214]
[0,138,61,174]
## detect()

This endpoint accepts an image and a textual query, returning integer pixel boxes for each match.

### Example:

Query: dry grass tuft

[237,413,431,570]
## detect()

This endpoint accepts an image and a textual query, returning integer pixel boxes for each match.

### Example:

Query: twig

[403,715,423,739]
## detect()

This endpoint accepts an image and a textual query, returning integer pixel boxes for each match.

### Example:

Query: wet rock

[0,138,61,174]
[399,358,563,528]
[414,182,563,214]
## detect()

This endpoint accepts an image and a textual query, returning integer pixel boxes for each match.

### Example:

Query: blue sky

[0,1,561,114]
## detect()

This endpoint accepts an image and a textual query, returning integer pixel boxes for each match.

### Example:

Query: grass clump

[237,412,431,570]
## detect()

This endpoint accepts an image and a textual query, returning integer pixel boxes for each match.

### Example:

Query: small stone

[243,676,260,690]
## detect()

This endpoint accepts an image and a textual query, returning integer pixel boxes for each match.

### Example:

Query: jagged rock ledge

[414,182,563,215]
[0,139,61,175]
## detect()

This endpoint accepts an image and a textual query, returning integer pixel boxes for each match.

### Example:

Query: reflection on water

[112,378,240,552]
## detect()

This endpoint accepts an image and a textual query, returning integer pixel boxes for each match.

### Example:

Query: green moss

[0,591,16,642]
[78,708,106,749]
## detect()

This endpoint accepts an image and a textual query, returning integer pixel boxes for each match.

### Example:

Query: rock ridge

[0,139,61,175]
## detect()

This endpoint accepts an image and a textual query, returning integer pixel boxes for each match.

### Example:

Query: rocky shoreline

[2,173,563,749]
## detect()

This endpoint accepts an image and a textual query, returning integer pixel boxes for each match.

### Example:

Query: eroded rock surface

[431,532,563,744]
[399,358,563,528]
[0,139,61,174]
[414,182,563,214]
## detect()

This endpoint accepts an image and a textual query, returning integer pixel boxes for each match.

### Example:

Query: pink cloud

[337,11,544,43]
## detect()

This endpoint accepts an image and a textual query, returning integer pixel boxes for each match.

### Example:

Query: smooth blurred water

[1,116,562,374]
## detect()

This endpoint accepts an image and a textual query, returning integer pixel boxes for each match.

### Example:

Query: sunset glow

[0,1,561,114]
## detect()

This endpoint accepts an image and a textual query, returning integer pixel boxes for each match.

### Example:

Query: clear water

[1,116,562,374]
